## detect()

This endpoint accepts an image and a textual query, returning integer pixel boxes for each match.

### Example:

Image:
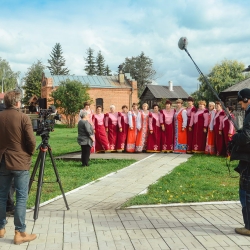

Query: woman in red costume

[186,96,196,153]
[93,106,109,153]
[160,100,175,152]
[189,100,208,153]
[126,103,141,153]
[173,99,188,154]
[213,101,226,156]
[135,103,149,152]
[116,105,129,152]
[222,106,235,156]
[147,104,161,152]
[205,102,216,155]
[105,105,119,152]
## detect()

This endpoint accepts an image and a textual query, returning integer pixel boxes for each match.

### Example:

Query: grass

[27,124,135,208]
[122,154,240,208]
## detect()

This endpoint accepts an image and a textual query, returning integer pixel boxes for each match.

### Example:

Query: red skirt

[95,125,109,152]
[107,124,118,151]
[192,123,207,153]
[147,125,161,152]
[214,124,226,156]
[116,124,128,151]
[161,123,174,152]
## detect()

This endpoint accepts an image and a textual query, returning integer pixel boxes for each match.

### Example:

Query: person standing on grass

[231,88,250,236]
[186,96,196,153]
[77,110,95,167]
[214,101,226,156]
[0,90,37,244]
[92,106,109,153]
[116,105,129,152]
[105,105,119,152]
[189,100,209,153]
[147,104,161,152]
[126,103,141,153]
[160,100,175,153]
[205,102,216,155]
[173,99,188,154]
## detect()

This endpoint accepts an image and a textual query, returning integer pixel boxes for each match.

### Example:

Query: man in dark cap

[231,88,250,236]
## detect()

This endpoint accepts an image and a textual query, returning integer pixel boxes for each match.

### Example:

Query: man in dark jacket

[232,88,250,236]
[0,90,37,244]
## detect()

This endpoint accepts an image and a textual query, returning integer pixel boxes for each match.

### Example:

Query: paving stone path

[1,153,249,250]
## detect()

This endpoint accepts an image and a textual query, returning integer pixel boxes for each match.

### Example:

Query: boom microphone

[178,37,188,50]
[178,37,239,131]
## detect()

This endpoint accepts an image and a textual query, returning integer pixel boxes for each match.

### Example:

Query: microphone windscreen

[178,37,188,50]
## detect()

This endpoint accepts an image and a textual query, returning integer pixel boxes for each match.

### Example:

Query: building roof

[46,73,133,89]
[220,77,250,93]
[141,85,189,99]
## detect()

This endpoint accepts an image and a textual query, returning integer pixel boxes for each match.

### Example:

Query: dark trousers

[81,145,91,166]
[240,189,250,229]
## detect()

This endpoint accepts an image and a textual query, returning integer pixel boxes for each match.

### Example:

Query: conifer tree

[84,48,96,75]
[22,60,45,104]
[105,65,112,76]
[95,51,106,75]
[47,43,70,75]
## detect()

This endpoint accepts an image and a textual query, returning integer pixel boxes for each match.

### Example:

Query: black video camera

[36,105,61,136]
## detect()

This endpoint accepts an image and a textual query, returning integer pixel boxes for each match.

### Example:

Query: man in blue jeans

[0,90,36,244]
[231,88,250,236]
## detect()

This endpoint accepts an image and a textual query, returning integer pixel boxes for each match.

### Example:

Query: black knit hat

[238,88,250,102]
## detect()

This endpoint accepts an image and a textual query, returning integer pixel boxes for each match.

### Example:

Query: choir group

[79,96,235,156]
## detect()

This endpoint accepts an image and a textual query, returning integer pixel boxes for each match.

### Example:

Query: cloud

[0,0,250,95]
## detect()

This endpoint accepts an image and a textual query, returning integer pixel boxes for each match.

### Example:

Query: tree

[22,60,45,104]
[0,58,20,92]
[51,79,91,128]
[47,43,70,75]
[84,48,96,75]
[95,51,106,75]
[122,52,156,96]
[197,59,246,102]
[105,65,112,76]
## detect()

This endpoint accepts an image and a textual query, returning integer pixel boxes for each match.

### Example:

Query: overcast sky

[1,0,250,94]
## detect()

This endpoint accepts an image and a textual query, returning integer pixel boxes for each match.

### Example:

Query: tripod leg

[33,149,47,220]
[29,150,42,193]
[48,148,70,210]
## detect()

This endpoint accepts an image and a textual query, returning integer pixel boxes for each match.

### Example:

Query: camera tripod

[29,132,69,220]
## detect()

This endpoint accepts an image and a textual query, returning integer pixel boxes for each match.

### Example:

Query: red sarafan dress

[186,106,196,153]
[93,113,109,153]
[116,112,129,152]
[160,109,175,152]
[147,112,161,152]
[205,109,216,155]
[135,111,149,152]
[105,112,119,151]
[126,110,141,152]
[213,110,226,156]
[190,109,209,153]
[173,108,188,154]
[222,114,235,155]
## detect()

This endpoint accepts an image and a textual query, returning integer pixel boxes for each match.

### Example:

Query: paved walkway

[1,153,249,250]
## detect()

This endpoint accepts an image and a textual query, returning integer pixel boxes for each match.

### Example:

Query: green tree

[84,48,96,75]
[22,60,45,104]
[0,58,20,92]
[198,59,246,102]
[47,43,70,75]
[105,65,112,76]
[95,51,106,75]
[51,79,90,128]
[122,52,156,97]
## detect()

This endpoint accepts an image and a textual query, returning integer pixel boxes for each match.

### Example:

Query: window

[96,98,103,109]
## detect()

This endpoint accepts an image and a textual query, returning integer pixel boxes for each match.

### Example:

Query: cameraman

[0,90,37,244]
[232,88,250,236]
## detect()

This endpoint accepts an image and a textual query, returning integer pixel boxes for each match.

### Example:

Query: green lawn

[122,154,240,208]
[28,124,135,208]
